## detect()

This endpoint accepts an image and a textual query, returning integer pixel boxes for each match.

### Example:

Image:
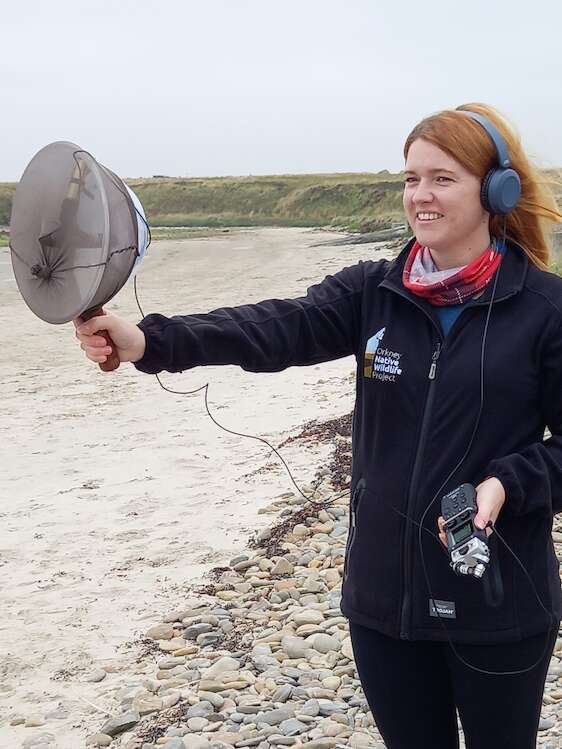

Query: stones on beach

[310,634,340,654]
[185,623,215,640]
[202,655,240,678]
[133,694,163,715]
[84,668,107,683]
[159,636,187,652]
[292,610,325,626]
[280,636,309,659]
[340,636,354,660]
[254,708,295,725]
[100,710,140,737]
[85,480,561,749]
[146,623,175,640]
[85,734,113,747]
[24,715,45,727]
[271,558,294,576]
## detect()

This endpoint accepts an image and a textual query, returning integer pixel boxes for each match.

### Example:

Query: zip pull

[428,341,442,380]
[350,482,363,527]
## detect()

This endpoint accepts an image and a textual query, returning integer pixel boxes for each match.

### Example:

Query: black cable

[413,218,558,675]
[130,213,556,674]
[16,146,555,674]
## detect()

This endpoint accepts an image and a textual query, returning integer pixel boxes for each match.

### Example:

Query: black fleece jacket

[134,238,562,643]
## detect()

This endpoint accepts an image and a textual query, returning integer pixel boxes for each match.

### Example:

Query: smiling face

[403,138,491,265]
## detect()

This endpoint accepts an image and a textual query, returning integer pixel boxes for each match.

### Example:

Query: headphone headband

[459,111,512,169]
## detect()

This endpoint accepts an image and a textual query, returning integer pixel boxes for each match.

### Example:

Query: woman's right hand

[73,311,146,365]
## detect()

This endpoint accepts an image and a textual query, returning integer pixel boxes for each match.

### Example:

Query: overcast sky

[2,0,561,181]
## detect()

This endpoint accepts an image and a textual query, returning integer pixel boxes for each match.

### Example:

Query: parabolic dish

[10,141,139,324]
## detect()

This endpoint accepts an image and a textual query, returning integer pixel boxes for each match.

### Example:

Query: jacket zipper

[399,340,442,639]
[343,482,363,583]
[377,278,519,639]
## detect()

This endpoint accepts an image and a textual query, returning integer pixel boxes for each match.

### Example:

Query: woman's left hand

[437,477,506,548]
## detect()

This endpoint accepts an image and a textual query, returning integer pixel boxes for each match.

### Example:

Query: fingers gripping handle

[82,307,120,372]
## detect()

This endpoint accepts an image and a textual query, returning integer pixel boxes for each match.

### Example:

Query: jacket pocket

[343,479,365,582]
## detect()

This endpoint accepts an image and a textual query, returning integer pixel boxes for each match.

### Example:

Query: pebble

[539,717,556,731]
[158,656,186,670]
[146,623,175,640]
[255,708,295,726]
[162,691,181,709]
[159,636,187,652]
[293,610,325,626]
[134,695,163,715]
[340,637,354,660]
[84,668,107,683]
[310,634,340,654]
[279,718,309,736]
[300,699,320,717]
[272,685,294,703]
[100,710,140,737]
[24,716,45,727]
[162,739,186,749]
[272,558,295,576]
[187,716,209,730]
[186,701,215,718]
[281,635,309,659]
[85,734,113,747]
[198,690,225,708]
[203,655,240,678]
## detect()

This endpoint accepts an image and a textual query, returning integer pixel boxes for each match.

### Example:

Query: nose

[411,179,435,206]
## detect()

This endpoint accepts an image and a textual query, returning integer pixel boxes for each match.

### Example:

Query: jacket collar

[379,236,529,309]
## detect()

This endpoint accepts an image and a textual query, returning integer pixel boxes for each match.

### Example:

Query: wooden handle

[82,307,121,372]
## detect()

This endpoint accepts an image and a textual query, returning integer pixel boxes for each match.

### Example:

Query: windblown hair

[403,102,562,270]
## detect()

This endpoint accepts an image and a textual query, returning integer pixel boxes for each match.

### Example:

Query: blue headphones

[459,110,521,215]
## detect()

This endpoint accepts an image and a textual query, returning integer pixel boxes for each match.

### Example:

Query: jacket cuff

[481,461,523,515]
[132,321,163,374]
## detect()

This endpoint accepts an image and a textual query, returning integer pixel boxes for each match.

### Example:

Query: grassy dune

[125,172,405,232]
[0,171,406,236]
[2,169,562,259]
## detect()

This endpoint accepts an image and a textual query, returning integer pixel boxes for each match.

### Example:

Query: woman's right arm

[75,260,380,373]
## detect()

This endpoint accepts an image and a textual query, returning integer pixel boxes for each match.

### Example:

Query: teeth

[417,213,443,221]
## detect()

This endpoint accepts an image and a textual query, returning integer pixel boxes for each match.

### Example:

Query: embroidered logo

[364,327,404,382]
[429,598,457,619]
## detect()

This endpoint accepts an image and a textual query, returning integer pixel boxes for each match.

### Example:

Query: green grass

[2,170,562,253]
[0,231,8,247]
[0,183,14,225]
[149,227,226,241]
[126,172,406,230]
[0,171,408,233]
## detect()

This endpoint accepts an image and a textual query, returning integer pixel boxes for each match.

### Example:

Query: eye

[404,175,453,184]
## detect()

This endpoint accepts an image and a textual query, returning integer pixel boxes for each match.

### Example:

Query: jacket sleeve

[483,315,562,517]
[133,261,371,375]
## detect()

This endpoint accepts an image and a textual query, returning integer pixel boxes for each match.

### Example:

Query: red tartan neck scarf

[402,238,504,306]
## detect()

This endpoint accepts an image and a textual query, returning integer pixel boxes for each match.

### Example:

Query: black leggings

[349,621,558,749]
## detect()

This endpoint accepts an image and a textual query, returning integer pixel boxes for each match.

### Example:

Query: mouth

[416,212,444,222]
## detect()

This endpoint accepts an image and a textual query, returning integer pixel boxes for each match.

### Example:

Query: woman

[74,103,562,748]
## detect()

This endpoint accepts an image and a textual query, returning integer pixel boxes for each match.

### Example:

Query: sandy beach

[0,228,394,748]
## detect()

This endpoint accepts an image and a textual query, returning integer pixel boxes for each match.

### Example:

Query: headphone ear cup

[480,169,495,213]
[481,168,521,215]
